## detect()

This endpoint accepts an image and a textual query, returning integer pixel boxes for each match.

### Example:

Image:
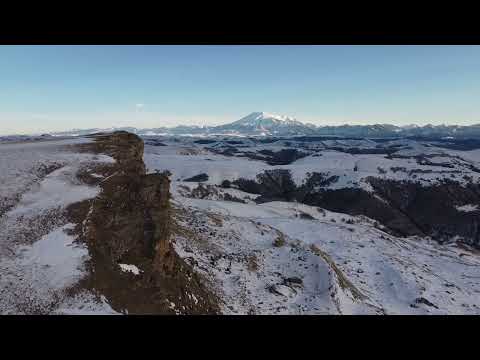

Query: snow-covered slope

[144,136,480,314]
[144,135,480,190]
[3,133,480,315]
[172,198,480,314]
[0,137,119,314]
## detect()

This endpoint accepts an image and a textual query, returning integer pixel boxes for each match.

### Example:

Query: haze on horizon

[1,45,480,135]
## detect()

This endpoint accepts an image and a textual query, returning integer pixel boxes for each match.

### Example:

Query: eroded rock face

[85,132,171,264]
[141,174,175,273]
[75,132,219,314]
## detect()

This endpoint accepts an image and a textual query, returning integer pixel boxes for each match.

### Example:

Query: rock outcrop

[71,132,219,314]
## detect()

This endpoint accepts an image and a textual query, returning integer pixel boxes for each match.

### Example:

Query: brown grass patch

[310,244,367,301]
[247,254,259,272]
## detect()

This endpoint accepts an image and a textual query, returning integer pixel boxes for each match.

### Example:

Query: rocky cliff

[70,132,219,314]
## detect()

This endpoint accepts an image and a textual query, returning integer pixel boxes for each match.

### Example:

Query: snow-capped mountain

[230,112,302,127]
[212,112,316,136]
[45,112,480,139]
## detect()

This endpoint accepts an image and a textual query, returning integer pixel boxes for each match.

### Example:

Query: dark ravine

[232,169,480,248]
[68,132,219,314]
[367,178,480,246]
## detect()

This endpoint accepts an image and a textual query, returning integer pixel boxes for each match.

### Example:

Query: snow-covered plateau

[2,132,480,314]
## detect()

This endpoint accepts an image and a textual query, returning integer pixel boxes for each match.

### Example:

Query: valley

[143,133,480,314]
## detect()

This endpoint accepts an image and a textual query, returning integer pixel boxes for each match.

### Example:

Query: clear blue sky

[1,45,480,135]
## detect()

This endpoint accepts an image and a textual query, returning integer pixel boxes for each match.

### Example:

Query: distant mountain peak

[206,112,312,136]
[232,112,301,127]
[253,111,297,121]
[251,111,294,120]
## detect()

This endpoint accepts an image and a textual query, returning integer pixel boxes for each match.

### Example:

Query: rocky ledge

[70,132,219,314]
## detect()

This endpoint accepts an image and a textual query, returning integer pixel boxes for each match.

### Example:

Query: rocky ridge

[70,132,219,314]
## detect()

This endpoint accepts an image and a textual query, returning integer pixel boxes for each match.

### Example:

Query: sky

[1,45,480,135]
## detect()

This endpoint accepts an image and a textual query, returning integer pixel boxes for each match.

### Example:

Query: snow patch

[456,204,479,212]
[119,264,142,275]
[17,224,89,290]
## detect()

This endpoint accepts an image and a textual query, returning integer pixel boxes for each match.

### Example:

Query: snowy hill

[142,134,480,314]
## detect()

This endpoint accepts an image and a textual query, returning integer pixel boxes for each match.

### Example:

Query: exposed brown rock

[69,131,219,314]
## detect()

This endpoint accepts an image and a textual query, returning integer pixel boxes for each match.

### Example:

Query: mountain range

[49,112,480,139]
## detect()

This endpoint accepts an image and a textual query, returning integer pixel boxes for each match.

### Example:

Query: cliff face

[86,132,170,265]
[72,132,218,314]
[142,174,175,272]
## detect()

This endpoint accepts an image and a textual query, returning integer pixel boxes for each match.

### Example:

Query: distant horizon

[2,110,480,137]
[2,45,480,135]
